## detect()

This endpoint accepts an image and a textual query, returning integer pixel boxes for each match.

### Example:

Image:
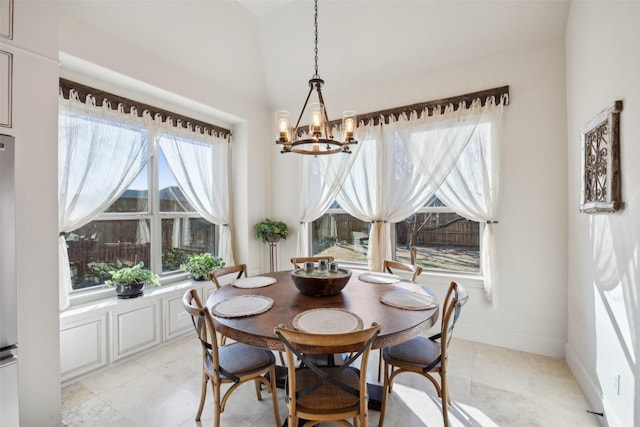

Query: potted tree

[106,262,161,299]
[180,252,225,281]
[254,218,289,243]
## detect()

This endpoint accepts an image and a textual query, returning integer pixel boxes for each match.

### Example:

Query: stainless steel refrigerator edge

[0,134,19,427]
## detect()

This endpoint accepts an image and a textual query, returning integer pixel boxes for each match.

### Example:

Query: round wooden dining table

[205,269,439,353]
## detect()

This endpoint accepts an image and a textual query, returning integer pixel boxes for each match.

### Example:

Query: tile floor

[61,335,603,427]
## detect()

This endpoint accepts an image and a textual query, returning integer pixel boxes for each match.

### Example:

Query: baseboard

[455,322,566,357]
[565,342,607,427]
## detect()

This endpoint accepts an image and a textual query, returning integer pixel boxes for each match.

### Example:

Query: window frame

[67,132,220,300]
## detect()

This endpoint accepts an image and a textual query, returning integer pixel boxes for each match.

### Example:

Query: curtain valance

[59,78,231,139]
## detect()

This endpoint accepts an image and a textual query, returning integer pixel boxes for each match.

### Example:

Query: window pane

[395,212,480,272]
[65,219,151,290]
[158,148,195,213]
[161,218,217,272]
[105,165,149,213]
[311,213,369,264]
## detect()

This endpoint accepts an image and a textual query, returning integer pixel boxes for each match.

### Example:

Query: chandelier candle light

[276,0,357,155]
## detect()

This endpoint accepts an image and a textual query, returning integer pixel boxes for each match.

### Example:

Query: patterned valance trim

[59,78,232,139]
[327,85,509,129]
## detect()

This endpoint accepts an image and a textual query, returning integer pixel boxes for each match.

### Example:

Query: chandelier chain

[313,0,319,79]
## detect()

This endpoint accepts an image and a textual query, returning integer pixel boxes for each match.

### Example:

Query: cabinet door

[60,314,108,381]
[164,293,193,340]
[0,51,12,127]
[111,301,161,361]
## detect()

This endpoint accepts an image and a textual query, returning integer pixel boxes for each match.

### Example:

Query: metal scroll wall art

[580,100,623,213]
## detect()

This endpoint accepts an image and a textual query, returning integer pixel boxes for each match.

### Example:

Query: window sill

[65,273,191,311]
[63,272,196,315]
[415,269,485,289]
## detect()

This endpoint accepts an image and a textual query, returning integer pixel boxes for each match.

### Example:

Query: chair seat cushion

[215,342,274,377]
[295,366,361,411]
[384,336,441,368]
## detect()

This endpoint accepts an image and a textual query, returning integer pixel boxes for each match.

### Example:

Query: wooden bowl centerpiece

[290,268,352,296]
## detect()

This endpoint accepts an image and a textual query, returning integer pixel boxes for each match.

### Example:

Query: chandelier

[276,0,357,155]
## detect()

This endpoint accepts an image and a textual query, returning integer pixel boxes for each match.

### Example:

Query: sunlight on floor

[391,383,500,427]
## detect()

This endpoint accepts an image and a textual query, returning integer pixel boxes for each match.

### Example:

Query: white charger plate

[211,295,274,318]
[293,308,363,334]
[379,291,437,310]
[232,276,277,288]
[358,272,402,284]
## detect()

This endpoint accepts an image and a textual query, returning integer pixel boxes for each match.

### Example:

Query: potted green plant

[180,252,225,281]
[105,262,161,299]
[254,218,289,243]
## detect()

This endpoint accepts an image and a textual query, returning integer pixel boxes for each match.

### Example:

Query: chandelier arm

[292,84,316,138]
[314,84,333,139]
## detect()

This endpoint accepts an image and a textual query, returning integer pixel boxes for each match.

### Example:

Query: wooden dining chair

[379,281,469,427]
[275,323,380,427]
[377,260,425,380]
[383,259,423,282]
[210,264,286,363]
[182,289,281,427]
[209,263,248,289]
[290,256,335,270]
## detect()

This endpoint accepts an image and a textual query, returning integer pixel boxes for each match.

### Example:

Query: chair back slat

[209,264,247,289]
[440,281,469,350]
[383,259,423,282]
[182,289,226,377]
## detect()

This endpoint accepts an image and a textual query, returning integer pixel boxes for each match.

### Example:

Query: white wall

[271,39,570,357]
[2,2,61,425]
[566,3,640,426]
[4,3,275,425]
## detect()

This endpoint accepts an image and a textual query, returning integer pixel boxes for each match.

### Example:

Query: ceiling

[58,0,571,111]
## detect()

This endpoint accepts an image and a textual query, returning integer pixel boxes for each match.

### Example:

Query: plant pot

[266,236,281,243]
[115,282,145,299]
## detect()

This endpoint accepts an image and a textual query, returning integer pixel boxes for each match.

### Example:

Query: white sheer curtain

[172,218,181,248]
[159,131,234,265]
[297,127,362,255]
[58,92,156,310]
[337,106,483,272]
[135,219,150,245]
[436,101,503,307]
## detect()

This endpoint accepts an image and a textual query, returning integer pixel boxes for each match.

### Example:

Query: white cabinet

[60,281,197,382]
[60,314,108,381]
[111,300,161,361]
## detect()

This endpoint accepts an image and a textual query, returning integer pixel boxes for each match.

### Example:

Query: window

[394,196,480,273]
[311,196,480,273]
[63,128,218,291]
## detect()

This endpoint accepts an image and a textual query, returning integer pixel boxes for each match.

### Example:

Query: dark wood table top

[206,269,439,352]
